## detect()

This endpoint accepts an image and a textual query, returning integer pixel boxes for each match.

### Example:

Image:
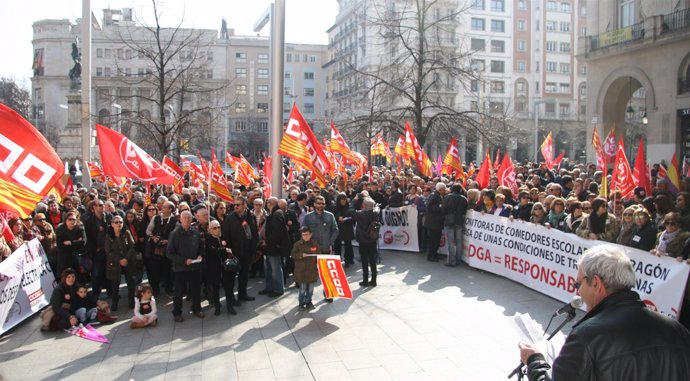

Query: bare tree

[331,0,518,152]
[109,0,229,158]
[0,78,31,120]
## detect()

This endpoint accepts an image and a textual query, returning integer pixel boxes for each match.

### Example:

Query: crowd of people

[3,159,690,330]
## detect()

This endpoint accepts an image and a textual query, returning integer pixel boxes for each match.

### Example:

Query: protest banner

[463,211,689,319]
[0,239,55,335]
[353,204,420,252]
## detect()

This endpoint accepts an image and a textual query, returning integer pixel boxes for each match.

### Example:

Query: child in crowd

[290,226,319,311]
[131,283,157,329]
[71,285,98,324]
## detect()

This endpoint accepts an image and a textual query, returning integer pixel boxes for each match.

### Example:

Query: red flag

[210,161,234,202]
[63,176,75,196]
[96,124,174,184]
[497,154,518,197]
[330,123,357,164]
[668,153,681,193]
[540,132,554,168]
[317,254,353,299]
[234,160,252,187]
[240,154,257,180]
[279,104,331,186]
[553,150,566,168]
[404,122,432,177]
[442,137,465,180]
[86,162,106,183]
[493,148,501,171]
[610,139,635,198]
[162,156,185,194]
[263,155,273,199]
[197,150,209,176]
[474,152,492,189]
[287,166,295,183]
[603,129,617,162]
[0,215,15,243]
[632,137,652,196]
[0,103,64,218]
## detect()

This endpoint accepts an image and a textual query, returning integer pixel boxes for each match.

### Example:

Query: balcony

[661,8,690,34]
[588,21,645,52]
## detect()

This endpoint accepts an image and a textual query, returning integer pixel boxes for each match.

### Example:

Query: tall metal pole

[81,0,92,187]
[534,100,539,163]
[269,0,285,197]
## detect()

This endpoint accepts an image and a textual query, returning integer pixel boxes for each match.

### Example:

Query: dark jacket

[204,233,229,285]
[387,190,404,208]
[82,212,109,260]
[629,221,657,251]
[265,207,292,257]
[166,225,202,272]
[222,211,258,258]
[50,282,76,320]
[423,190,444,230]
[290,238,319,284]
[352,208,380,244]
[55,223,86,274]
[526,290,690,381]
[104,229,142,281]
[511,202,533,222]
[332,194,355,241]
[442,190,468,227]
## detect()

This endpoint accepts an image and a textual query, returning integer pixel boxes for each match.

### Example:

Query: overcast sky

[0,0,338,88]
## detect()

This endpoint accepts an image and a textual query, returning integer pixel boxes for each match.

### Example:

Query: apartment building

[31,8,327,161]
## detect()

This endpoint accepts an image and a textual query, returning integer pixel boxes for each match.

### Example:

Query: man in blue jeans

[260,197,292,297]
[442,184,468,267]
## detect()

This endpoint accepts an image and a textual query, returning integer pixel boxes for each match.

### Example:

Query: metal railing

[589,20,645,52]
[661,8,690,34]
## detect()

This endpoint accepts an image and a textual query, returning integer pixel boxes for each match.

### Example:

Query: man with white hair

[518,245,690,380]
[423,182,446,262]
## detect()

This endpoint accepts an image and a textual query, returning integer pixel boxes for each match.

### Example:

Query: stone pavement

[0,249,570,381]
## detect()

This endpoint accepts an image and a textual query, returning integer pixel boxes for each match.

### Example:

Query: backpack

[367,219,381,240]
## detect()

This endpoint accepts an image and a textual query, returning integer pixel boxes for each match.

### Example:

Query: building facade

[324,0,588,163]
[31,8,328,161]
[581,0,690,164]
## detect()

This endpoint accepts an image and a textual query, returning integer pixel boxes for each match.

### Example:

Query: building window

[560,63,570,73]
[545,103,556,113]
[257,85,268,96]
[304,103,315,113]
[490,40,505,53]
[471,18,485,31]
[471,80,479,92]
[490,60,505,73]
[96,67,103,77]
[546,41,557,52]
[104,49,112,58]
[257,68,268,79]
[471,101,479,111]
[559,83,570,93]
[257,121,268,133]
[490,0,504,12]
[104,67,112,77]
[284,72,292,79]
[546,21,557,31]
[516,101,527,112]
[559,103,571,115]
[560,22,571,32]
[310,55,317,63]
[303,88,315,96]
[491,20,505,33]
[205,70,213,79]
[580,84,587,97]
[581,64,587,75]
[518,0,527,10]
[235,121,247,131]
[518,40,527,52]
[560,2,571,13]
[284,87,291,96]
[489,102,504,113]
[546,61,557,72]
[304,72,314,80]
[471,59,485,71]
[258,53,268,64]
[236,85,247,95]
[294,54,300,62]
[286,53,292,62]
[471,0,485,10]
[235,103,247,113]
[547,1,557,11]
[471,38,485,51]
[96,48,103,58]
[490,81,505,93]
[283,102,291,110]
[257,103,268,113]
[581,5,587,16]
[560,42,571,53]
[518,20,526,31]
[546,82,557,93]
[235,52,247,62]
[517,60,526,72]
[517,81,526,93]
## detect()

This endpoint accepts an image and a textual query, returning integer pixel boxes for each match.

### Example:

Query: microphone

[552,296,583,317]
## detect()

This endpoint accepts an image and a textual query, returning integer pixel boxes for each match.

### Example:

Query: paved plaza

[0,249,568,381]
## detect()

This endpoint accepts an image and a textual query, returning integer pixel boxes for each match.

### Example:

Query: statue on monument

[68,38,82,89]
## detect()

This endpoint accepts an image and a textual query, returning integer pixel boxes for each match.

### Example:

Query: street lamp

[254,0,285,197]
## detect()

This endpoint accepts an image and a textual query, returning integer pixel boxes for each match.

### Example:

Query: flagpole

[269,0,285,197]
[81,0,92,187]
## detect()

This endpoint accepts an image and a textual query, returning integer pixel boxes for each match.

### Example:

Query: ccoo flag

[279,104,331,186]
[316,254,353,299]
